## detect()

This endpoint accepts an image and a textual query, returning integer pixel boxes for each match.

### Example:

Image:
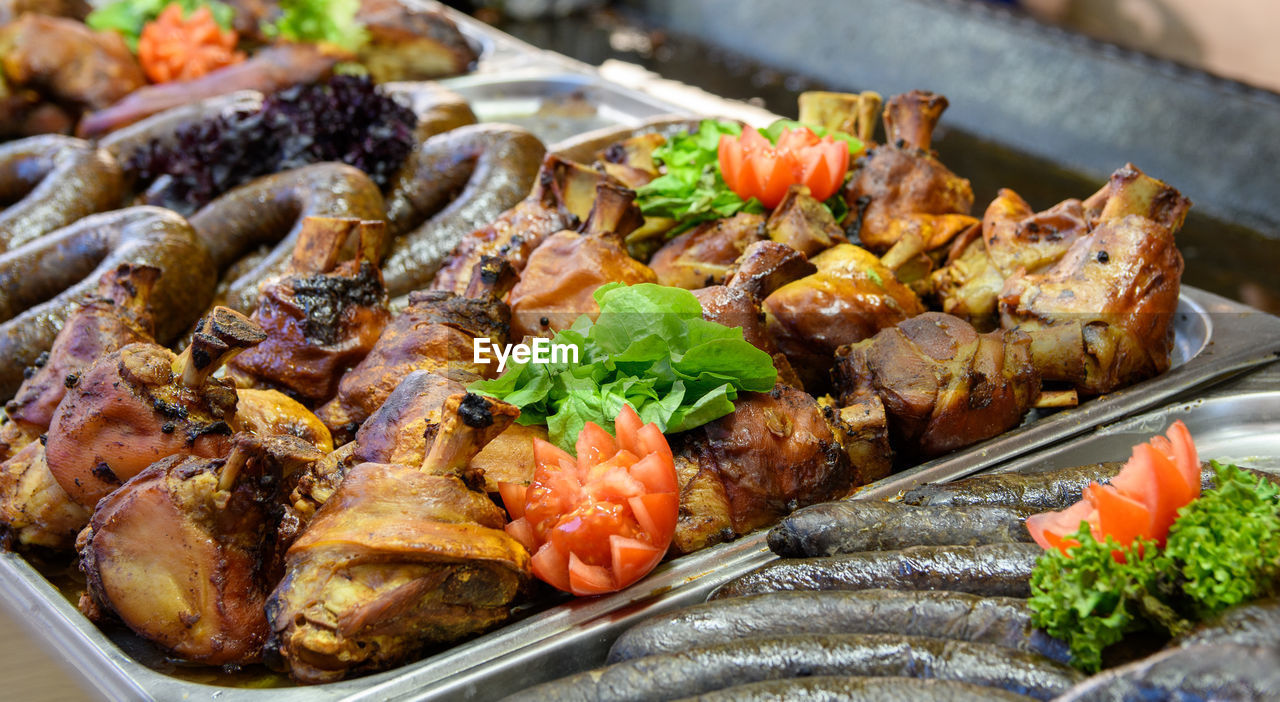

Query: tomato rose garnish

[138,4,244,84]
[718,125,849,208]
[1027,420,1200,557]
[500,404,678,596]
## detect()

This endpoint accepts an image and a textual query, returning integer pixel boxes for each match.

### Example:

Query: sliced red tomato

[1026,420,1201,559]
[718,125,850,208]
[500,404,679,596]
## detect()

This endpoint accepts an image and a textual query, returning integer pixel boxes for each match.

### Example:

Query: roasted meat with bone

[999,166,1190,395]
[77,433,323,665]
[932,163,1188,332]
[316,256,516,444]
[228,217,390,405]
[764,186,847,258]
[265,392,530,684]
[431,155,607,294]
[764,243,925,390]
[842,91,977,257]
[1,263,159,462]
[650,212,765,289]
[46,307,264,508]
[507,182,654,339]
[833,312,1040,460]
[0,441,88,550]
[233,388,333,452]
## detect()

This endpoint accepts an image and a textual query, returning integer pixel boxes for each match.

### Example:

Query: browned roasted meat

[0,0,89,22]
[797,90,882,143]
[507,182,653,339]
[650,212,765,289]
[842,91,977,256]
[0,15,145,138]
[45,308,264,508]
[1,263,158,462]
[763,243,925,390]
[0,441,88,550]
[316,257,516,443]
[764,186,846,258]
[833,312,1040,460]
[999,166,1190,395]
[431,156,607,294]
[233,388,334,452]
[668,385,861,555]
[356,0,479,82]
[265,393,530,684]
[78,433,322,665]
[693,241,815,389]
[227,217,390,405]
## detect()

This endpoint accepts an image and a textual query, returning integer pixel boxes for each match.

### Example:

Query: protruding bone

[884,90,948,151]
[174,307,266,388]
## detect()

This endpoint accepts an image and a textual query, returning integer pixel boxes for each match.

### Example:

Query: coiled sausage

[0,135,124,253]
[0,207,215,398]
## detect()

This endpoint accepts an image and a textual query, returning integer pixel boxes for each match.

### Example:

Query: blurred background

[446,0,1280,315]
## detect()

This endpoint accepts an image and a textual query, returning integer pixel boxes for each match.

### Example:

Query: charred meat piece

[1,263,159,462]
[0,441,89,550]
[265,393,530,684]
[710,543,1043,600]
[650,212,765,289]
[77,433,322,665]
[764,243,925,391]
[669,384,859,555]
[608,589,1070,664]
[693,240,815,389]
[842,91,977,256]
[316,257,515,443]
[45,307,264,508]
[764,186,846,258]
[834,312,1040,460]
[768,501,1032,558]
[356,0,478,82]
[431,155,606,294]
[228,217,390,405]
[507,182,653,339]
[999,165,1190,395]
[233,388,333,452]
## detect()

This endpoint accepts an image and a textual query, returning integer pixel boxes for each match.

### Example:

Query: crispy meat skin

[834,312,1039,459]
[228,218,390,405]
[507,182,652,339]
[843,91,976,255]
[1,263,158,461]
[356,0,478,82]
[650,213,766,289]
[0,441,88,550]
[670,385,856,554]
[765,187,845,258]
[265,394,529,684]
[78,434,322,665]
[316,257,515,442]
[232,388,333,453]
[764,243,924,390]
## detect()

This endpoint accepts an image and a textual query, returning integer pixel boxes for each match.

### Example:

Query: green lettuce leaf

[89,0,235,51]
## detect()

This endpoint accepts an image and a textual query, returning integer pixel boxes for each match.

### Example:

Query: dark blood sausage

[1174,598,1280,649]
[607,589,1069,665]
[381,123,544,296]
[380,81,478,144]
[0,207,215,398]
[1054,643,1280,701]
[0,135,124,253]
[506,634,1083,702]
[903,462,1273,511]
[677,676,1036,702]
[189,163,386,313]
[768,500,1032,557]
[711,543,1042,600]
[549,116,704,163]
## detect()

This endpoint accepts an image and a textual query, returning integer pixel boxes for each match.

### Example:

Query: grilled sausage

[381,123,544,296]
[712,543,1042,600]
[769,500,1032,557]
[98,90,265,168]
[549,117,704,163]
[0,207,214,399]
[0,135,123,253]
[507,634,1083,702]
[189,163,386,313]
[1175,599,1280,649]
[678,676,1036,702]
[903,462,1271,511]
[380,81,477,143]
[607,589,1069,664]
[1053,643,1280,701]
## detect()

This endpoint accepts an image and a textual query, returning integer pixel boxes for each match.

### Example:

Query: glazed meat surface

[650,212,766,289]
